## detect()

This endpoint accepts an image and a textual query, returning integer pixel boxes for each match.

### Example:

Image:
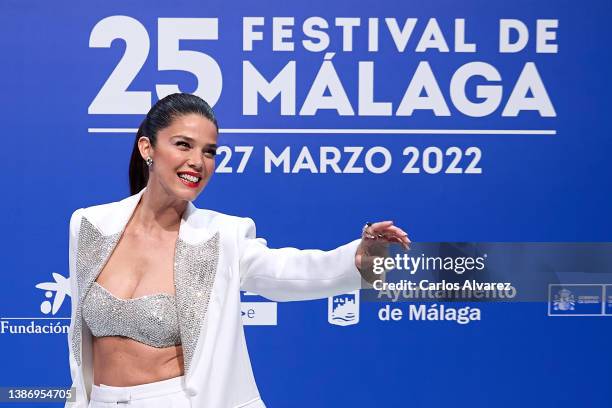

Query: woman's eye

[177,141,190,148]
[204,150,217,158]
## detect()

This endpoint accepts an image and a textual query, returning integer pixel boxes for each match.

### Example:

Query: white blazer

[65,186,362,407]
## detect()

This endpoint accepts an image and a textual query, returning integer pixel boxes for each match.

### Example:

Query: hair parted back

[129,93,218,195]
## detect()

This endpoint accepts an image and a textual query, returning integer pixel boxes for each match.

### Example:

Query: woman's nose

[188,154,203,169]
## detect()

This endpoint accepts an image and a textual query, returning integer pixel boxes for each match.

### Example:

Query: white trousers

[88,375,191,407]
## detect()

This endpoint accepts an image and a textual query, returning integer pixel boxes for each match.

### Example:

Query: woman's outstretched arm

[237,217,409,302]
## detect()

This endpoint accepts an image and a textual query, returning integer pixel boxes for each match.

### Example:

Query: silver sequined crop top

[82,282,181,348]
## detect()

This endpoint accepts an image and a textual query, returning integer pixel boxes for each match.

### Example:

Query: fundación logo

[35,272,71,315]
[0,272,71,336]
[328,290,360,326]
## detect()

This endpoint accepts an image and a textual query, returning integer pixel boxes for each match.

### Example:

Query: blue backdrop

[0,0,611,406]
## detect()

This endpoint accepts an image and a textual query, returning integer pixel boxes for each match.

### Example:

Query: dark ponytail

[128,93,219,195]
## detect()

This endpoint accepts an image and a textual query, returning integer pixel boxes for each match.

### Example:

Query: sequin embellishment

[82,282,181,348]
[71,214,220,377]
[71,217,122,366]
[174,232,219,374]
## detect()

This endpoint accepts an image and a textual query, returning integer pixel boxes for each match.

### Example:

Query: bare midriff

[90,196,188,386]
[92,336,184,386]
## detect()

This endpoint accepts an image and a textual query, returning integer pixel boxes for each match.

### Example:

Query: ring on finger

[362,222,376,239]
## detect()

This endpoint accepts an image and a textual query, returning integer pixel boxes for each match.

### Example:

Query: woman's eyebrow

[172,135,217,147]
[172,134,195,142]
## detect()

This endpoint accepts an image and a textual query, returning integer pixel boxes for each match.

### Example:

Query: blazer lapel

[70,187,219,379]
[174,230,219,375]
[70,217,122,367]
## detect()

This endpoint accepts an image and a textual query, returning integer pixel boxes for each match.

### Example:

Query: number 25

[88,16,222,114]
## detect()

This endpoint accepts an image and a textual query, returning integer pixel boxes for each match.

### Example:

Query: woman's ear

[137,136,153,160]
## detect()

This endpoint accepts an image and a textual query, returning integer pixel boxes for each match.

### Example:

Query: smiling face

[138,113,218,202]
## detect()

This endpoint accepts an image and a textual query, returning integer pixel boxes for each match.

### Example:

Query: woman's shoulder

[67,199,117,240]
[69,199,119,226]
[190,206,253,230]
[68,192,139,237]
[73,193,130,217]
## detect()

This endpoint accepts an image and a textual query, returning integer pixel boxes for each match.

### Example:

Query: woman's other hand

[355,221,410,284]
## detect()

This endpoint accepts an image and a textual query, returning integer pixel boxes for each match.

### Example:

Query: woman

[66,93,409,408]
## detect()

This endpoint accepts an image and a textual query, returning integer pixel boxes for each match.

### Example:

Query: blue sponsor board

[549,285,603,316]
[605,285,612,316]
[1,0,612,406]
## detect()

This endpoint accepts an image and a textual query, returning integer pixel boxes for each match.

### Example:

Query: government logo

[328,290,359,326]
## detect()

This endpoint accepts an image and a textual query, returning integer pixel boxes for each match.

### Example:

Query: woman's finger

[368,221,393,233]
[390,226,411,245]
[362,221,411,250]
[378,226,411,249]
[394,226,410,239]
[375,225,410,243]
[365,230,409,248]
[385,225,408,238]
[363,221,392,239]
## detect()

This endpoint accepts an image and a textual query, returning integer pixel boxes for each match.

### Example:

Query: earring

[145,156,153,167]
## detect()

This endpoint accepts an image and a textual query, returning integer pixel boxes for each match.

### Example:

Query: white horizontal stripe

[1,317,71,320]
[89,128,556,135]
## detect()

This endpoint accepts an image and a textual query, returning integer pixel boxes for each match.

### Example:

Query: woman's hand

[355,221,410,284]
